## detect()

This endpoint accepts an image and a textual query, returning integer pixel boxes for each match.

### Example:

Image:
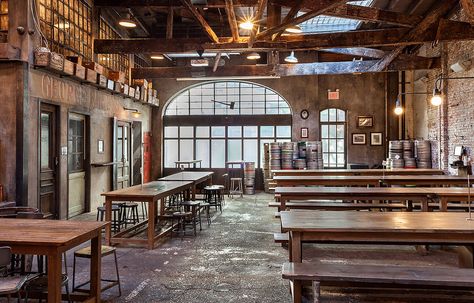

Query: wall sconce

[394,99,403,115]
[431,74,474,107]
[124,107,141,118]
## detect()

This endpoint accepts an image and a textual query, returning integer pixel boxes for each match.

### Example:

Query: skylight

[299,0,375,34]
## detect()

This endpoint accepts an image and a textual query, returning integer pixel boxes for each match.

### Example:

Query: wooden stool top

[75,245,116,258]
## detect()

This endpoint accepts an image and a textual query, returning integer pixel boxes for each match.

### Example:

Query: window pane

[164,126,178,138]
[179,139,194,161]
[211,126,225,138]
[244,126,258,138]
[196,140,210,168]
[211,140,225,168]
[180,126,194,138]
[321,125,328,139]
[336,125,344,137]
[228,126,242,138]
[227,139,242,162]
[329,125,337,138]
[260,126,274,138]
[164,139,178,168]
[196,126,210,138]
[337,110,346,122]
[276,125,291,138]
[329,109,337,121]
[243,139,258,165]
[320,110,328,122]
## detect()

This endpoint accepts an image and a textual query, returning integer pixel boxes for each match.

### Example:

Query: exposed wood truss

[225,0,240,41]
[179,0,219,42]
[248,0,268,47]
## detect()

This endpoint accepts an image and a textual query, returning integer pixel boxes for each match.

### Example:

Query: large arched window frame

[320,108,347,168]
[163,81,292,169]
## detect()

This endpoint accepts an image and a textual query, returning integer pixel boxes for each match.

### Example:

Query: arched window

[320,108,346,168]
[163,81,292,169]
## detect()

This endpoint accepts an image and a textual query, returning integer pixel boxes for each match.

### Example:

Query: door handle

[55,157,59,166]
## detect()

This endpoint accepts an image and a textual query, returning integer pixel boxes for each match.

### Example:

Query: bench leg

[292,280,302,303]
[313,281,321,303]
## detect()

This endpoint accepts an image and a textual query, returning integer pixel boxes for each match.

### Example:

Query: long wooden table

[0,219,106,303]
[102,181,193,249]
[280,211,474,303]
[274,175,469,187]
[272,168,444,177]
[158,171,214,200]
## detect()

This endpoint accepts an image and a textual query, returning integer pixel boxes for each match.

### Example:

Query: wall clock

[300,109,309,120]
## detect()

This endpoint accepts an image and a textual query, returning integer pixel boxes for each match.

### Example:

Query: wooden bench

[274,232,289,243]
[282,262,474,303]
[269,201,408,212]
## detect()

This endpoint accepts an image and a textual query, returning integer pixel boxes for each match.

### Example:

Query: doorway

[113,120,131,189]
[39,103,59,218]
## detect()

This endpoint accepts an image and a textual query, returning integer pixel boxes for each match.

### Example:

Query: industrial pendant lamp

[119,13,137,28]
[285,25,302,34]
[285,51,298,63]
[430,88,443,106]
[394,99,403,115]
[246,52,260,60]
[239,19,254,30]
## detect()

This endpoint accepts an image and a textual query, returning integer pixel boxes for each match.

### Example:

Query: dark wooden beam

[273,1,302,40]
[132,56,440,78]
[0,43,20,60]
[248,0,268,48]
[213,52,222,72]
[370,0,458,72]
[166,7,174,39]
[225,0,240,41]
[267,2,282,29]
[436,18,474,41]
[321,48,386,59]
[179,0,219,43]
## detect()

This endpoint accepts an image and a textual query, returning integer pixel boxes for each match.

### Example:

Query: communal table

[272,168,444,177]
[0,219,106,303]
[174,160,202,168]
[102,181,193,249]
[158,171,214,200]
[280,211,474,303]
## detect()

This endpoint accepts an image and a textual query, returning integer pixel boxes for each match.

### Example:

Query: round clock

[300,109,309,120]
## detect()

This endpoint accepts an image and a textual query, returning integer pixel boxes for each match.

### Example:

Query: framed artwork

[301,127,308,138]
[300,109,309,120]
[352,133,366,145]
[357,116,374,128]
[97,139,104,154]
[370,132,383,146]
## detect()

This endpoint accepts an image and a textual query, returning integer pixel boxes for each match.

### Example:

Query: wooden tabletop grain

[275,186,431,196]
[274,175,468,182]
[102,181,193,199]
[159,171,214,182]
[272,168,444,176]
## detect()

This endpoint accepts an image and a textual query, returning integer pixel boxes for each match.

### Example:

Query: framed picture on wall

[97,139,104,154]
[301,127,308,138]
[370,132,383,146]
[357,116,374,128]
[352,133,366,145]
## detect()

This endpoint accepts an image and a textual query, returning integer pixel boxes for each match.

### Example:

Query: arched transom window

[320,108,346,168]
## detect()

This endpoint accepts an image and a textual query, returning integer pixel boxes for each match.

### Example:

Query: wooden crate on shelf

[83,61,104,75]
[109,70,126,83]
[34,50,64,73]
[128,86,135,98]
[107,79,114,91]
[74,64,86,80]
[85,68,97,84]
[63,59,75,76]
[97,74,107,88]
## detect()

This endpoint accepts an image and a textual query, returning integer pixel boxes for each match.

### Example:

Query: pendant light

[285,25,302,34]
[394,99,403,115]
[430,88,443,106]
[150,54,164,60]
[119,13,137,28]
[285,51,298,63]
[246,52,260,60]
[239,20,254,30]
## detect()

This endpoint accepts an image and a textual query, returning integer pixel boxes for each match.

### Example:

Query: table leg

[458,246,474,268]
[440,197,448,212]
[420,198,428,212]
[90,233,102,302]
[292,280,302,303]
[291,231,302,263]
[148,199,156,250]
[105,197,112,246]
[47,249,62,303]
[192,184,196,200]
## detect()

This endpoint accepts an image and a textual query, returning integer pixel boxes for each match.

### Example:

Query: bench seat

[274,232,289,243]
[282,262,474,303]
[269,201,407,211]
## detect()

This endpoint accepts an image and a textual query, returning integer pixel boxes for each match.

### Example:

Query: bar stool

[170,211,194,239]
[199,202,212,226]
[229,178,243,198]
[97,204,122,233]
[120,202,140,228]
[180,201,202,232]
[72,245,121,296]
[204,186,223,212]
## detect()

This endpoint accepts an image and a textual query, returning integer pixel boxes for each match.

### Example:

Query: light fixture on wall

[285,51,298,63]
[211,100,235,109]
[246,52,260,60]
[124,107,141,118]
[430,74,474,106]
[150,54,164,60]
[119,12,137,28]
[394,99,403,115]
[285,25,302,34]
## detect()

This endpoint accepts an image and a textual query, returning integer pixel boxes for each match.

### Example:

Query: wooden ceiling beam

[273,1,302,41]
[321,48,386,59]
[225,0,240,41]
[248,0,268,48]
[179,0,219,43]
[166,7,174,39]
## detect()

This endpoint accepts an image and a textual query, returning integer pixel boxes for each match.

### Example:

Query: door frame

[112,117,133,190]
[37,101,60,218]
[66,110,91,218]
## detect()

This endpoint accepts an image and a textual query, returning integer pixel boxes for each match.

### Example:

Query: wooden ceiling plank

[179,0,220,43]
[225,0,240,41]
[248,0,269,48]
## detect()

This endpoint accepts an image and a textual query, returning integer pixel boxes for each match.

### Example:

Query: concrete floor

[68,193,474,303]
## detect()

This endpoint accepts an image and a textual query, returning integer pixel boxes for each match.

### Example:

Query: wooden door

[39,104,59,218]
[68,113,86,217]
[116,121,131,189]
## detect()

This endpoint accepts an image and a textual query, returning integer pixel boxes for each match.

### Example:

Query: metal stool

[204,186,223,212]
[72,245,121,296]
[120,202,140,228]
[229,178,243,198]
[97,204,122,233]
[170,211,194,239]
[180,201,202,232]
[199,202,212,225]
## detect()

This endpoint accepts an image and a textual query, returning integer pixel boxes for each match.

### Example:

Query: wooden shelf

[91,162,120,167]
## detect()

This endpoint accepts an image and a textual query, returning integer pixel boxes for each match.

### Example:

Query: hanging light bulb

[394,99,403,115]
[431,88,443,106]
[285,51,298,63]
[246,52,260,60]
[239,19,254,30]
[285,25,302,34]
[119,13,137,28]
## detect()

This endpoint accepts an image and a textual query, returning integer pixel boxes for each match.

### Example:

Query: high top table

[102,181,193,249]
[280,211,474,303]
[158,171,214,200]
[0,219,107,303]
[271,168,444,177]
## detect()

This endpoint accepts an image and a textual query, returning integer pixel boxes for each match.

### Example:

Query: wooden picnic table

[0,219,106,303]
[158,171,214,200]
[274,175,469,187]
[280,211,474,303]
[102,181,193,249]
[271,168,444,177]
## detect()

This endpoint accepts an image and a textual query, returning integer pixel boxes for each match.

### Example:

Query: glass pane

[323,154,329,167]
[211,126,225,138]
[180,126,194,138]
[336,125,344,138]
[227,139,242,162]
[211,140,225,168]
[329,108,337,121]
[40,113,50,169]
[196,140,210,168]
[321,125,328,139]
[329,153,337,166]
[337,109,346,122]
[260,126,274,138]
[322,139,329,152]
[243,139,258,164]
[164,126,178,138]
[276,125,291,138]
[320,110,328,122]
[329,125,336,138]
[337,139,345,152]
[228,126,242,138]
[164,139,178,168]
[337,153,345,167]
[243,126,258,138]
[179,139,194,161]
[196,126,210,138]
[329,139,337,152]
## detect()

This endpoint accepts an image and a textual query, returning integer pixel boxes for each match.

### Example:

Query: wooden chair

[0,246,29,303]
